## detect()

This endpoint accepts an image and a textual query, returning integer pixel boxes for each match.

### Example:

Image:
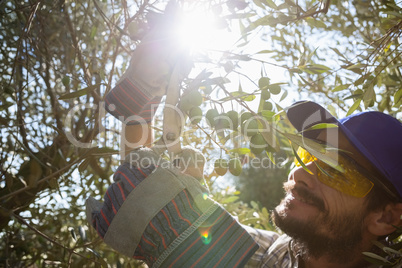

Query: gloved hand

[173,145,207,187]
[86,147,258,267]
[105,2,192,125]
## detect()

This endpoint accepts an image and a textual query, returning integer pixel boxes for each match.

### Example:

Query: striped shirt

[243,226,296,267]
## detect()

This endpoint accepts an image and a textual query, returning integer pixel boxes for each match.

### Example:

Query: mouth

[292,191,313,205]
[288,188,326,212]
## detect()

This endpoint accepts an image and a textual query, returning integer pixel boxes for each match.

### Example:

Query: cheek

[324,190,365,218]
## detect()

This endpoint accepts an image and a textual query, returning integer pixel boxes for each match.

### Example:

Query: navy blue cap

[286,101,402,201]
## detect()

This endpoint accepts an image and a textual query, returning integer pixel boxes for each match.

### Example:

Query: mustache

[284,181,326,212]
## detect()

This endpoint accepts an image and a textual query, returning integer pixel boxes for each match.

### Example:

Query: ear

[367,203,402,236]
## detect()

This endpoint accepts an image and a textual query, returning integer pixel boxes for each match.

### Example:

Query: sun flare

[173,8,235,54]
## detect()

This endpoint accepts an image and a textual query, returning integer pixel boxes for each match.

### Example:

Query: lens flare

[172,7,235,55]
[174,10,216,50]
[199,229,212,245]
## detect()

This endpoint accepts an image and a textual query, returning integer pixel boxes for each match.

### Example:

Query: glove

[105,2,192,125]
[86,147,258,267]
[173,146,206,182]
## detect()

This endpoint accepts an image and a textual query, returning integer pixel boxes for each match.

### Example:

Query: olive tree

[0,0,400,266]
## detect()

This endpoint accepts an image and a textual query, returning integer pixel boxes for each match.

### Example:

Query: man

[244,102,402,267]
[86,8,402,267]
[90,95,402,267]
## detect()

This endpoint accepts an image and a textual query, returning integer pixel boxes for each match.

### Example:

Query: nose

[289,162,319,190]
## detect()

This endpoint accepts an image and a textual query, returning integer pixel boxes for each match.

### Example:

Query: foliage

[234,152,291,211]
[0,0,401,266]
[363,227,402,266]
[212,187,275,231]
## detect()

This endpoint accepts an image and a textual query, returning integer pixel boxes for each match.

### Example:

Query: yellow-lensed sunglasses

[295,146,374,198]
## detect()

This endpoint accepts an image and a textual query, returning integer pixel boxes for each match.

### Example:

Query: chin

[272,203,365,263]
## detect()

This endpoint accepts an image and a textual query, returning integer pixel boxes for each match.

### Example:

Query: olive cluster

[208,110,269,176]
[178,77,281,177]
[179,89,204,124]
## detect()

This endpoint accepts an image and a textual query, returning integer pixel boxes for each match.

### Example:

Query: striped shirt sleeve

[243,226,280,267]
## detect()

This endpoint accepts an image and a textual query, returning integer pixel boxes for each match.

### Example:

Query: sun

[175,10,217,50]
[172,5,236,54]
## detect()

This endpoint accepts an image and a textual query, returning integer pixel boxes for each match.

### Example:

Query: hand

[173,146,206,181]
[105,2,192,125]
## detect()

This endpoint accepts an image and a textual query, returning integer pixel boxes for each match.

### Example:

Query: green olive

[227,110,239,130]
[214,158,228,176]
[241,118,259,137]
[206,108,219,127]
[189,106,202,125]
[261,89,270,100]
[180,90,203,111]
[258,77,270,89]
[250,133,266,155]
[268,84,281,95]
[228,158,242,176]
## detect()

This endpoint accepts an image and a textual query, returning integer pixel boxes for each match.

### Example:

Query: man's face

[273,130,374,261]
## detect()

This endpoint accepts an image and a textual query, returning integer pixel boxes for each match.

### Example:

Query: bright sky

[173,5,290,111]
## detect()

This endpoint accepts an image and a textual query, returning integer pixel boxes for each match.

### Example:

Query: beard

[272,182,366,264]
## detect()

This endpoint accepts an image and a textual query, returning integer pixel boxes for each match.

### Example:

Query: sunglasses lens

[295,147,317,165]
[295,147,374,198]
